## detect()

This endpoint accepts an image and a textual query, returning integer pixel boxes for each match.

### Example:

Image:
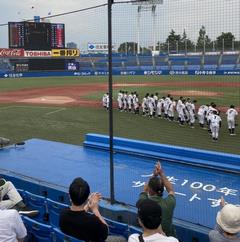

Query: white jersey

[176,99,182,112]
[0,209,27,242]
[188,103,195,116]
[207,106,218,119]
[128,233,179,242]
[148,97,155,109]
[226,108,238,121]
[198,105,208,116]
[210,114,222,127]
[128,94,133,105]
[117,92,123,103]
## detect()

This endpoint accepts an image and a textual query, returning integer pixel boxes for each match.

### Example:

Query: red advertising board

[0,48,24,57]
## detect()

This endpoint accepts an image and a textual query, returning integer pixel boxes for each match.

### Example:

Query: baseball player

[148,94,155,118]
[133,94,140,114]
[142,94,149,116]
[128,92,133,112]
[123,91,128,112]
[164,94,171,119]
[185,98,191,123]
[102,93,108,109]
[188,100,197,128]
[209,110,222,141]
[167,97,176,121]
[176,97,183,122]
[198,104,208,129]
[117,90,123,111]
[156,97,165,118]
[178,99,186,126]
[226,105,238,135]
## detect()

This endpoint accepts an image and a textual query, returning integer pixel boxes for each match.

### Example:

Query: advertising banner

[0,48,24,58]
[52,49,80,57]
[24,50,52,57]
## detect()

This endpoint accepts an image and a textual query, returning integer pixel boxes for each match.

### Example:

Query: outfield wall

[0,69,240,79]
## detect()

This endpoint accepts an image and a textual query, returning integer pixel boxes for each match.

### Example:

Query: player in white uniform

[168,98,176,121]
[117,90,123,111]
[142,94,149,116]
[153,92,159,116]
[148,94,155,118]
[185,98,191,123]
[164,94,171,119]
[102,93,108,109]
[105,93,109,110]
[123,91,128,111]
[198,104,208,128]
[128,92,133,112]
[209,110,222,141]
[133,94,140,114]
[206,103,218,133]
[176,97,183,122]
[226,105,238,135]
[188,100,197,128]
[179,99,186,125]
[156,97,165,118]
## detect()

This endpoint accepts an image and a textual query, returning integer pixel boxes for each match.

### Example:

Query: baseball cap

[137,199,162,229]
[216,204,240,234]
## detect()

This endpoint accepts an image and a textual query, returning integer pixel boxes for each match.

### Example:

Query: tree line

[118,26,240,54]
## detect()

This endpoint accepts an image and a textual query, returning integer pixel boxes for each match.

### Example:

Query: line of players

[102,91,238,141]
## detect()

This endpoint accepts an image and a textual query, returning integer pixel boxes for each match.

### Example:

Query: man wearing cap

[209,199,240,242]
[137,162,176,237]
[128,199,179,242]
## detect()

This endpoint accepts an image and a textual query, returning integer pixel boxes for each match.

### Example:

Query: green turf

[0,75,239,154]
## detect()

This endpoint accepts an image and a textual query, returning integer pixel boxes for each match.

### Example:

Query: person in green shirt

[137,161,177,238]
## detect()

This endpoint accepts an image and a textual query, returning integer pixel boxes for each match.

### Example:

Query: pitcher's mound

[18,96,75,105]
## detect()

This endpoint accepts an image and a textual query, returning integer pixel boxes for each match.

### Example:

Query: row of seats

[19,189,142,242]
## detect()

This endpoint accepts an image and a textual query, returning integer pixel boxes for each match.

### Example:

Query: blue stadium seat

[53,227,84,242]
[22,216,53,242]
[47,198,69,228]
[104,218,129,238]
[24,191,48,222]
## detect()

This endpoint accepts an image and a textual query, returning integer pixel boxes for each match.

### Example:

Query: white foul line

[45,108,66,116]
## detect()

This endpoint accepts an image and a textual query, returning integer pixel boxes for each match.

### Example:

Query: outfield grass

[0,75,239,154]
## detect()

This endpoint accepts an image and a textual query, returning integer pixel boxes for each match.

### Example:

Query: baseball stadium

[0,1,239,242]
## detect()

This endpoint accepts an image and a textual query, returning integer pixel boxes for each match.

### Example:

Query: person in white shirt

[176,97,183,122]
[102,93,108,109]
[198,104,208,129]
[117,90,123,111]
[167,98,176,122]
[133,94,140,114]
[157,97,165,118]
[128,199,179,242]
[178,100,186,126]
[128,93,133,112]
[148,94,155,118]
[226,105,238,136]
[188,100,197,128]
[209,111,222,141]
[0,209,27,242]
[163,95,171,119]
[142,94,149,116]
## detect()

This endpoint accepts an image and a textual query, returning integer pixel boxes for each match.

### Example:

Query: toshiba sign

[24,50,52,57]
[0,48,24,57]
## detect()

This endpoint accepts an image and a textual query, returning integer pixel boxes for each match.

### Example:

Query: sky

[0,0,239,50]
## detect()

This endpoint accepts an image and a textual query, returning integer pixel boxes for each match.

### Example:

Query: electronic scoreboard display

[8,22,65,50]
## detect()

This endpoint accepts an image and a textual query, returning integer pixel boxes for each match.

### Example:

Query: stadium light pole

[108,0,115,204]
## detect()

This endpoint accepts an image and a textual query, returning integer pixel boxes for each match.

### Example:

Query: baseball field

[0,75,239,154]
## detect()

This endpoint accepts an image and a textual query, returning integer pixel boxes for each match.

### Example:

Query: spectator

[128,199,179,242]
[137,162,176,237]
[60,177,126,242]
[209,197,240,242]
[0,209,27,242]
[0,178,38,217]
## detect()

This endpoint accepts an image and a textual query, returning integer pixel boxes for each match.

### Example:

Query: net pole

[108,0,115,204]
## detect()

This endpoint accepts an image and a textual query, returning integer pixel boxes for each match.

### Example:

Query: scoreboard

[8,22,65,50]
